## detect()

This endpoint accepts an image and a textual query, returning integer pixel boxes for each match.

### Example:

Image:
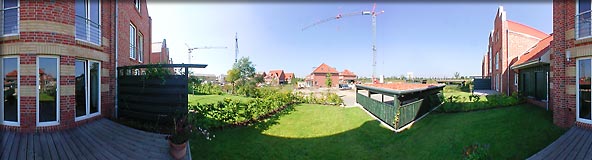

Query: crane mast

[185,43,227,64]
[235,32,239,63]
[302,3,384,83]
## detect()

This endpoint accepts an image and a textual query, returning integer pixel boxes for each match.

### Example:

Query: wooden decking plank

[0,132,14,160]
[25,134,34,160]
[548,127,585,159]
[66,129,100,160]
[17,133,28,160]
[75,123,124,160]
[33,133,43,160]
[574,129,592,160]
[48,132,71,160]
[38,133,52,160]
[59,130,87,160]
[8,132,21,160]
[99,119,168,150]
[91,120,156,159]
[99,120,170,160]
[41,133,60,160]
[531,127,577,159]
[103,120,167,139]
[0,131,11,159]
[566,128,591,159]
[81,121,133,160]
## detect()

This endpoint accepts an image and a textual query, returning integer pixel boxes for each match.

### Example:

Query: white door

[577,58,592,123]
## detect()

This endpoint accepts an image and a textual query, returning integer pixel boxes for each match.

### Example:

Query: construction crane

[235,32,239,63]
[302,3,384,83]
[184,43,227,64]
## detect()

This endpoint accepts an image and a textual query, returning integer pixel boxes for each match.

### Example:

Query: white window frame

[75,0,101,45]
[577,57,592,124]
[135,0,140,12]
[577,0,592,40]
[130,23,136,59]
[1,0,20,37]
[36,56,60,127]
[1,56,20,126]
[74,60,101,121]
[138,32,143,62]
[514,73,518,86]
[495,52,499,70]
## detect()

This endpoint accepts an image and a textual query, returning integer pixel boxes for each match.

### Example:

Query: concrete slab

[472,90,499,96]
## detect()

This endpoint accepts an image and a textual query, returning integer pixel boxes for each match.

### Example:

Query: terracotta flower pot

[169,140,187,160]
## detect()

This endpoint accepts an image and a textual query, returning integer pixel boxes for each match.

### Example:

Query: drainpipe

[114,0,119,118]
[547,71,549,111]
[507,29,510,96]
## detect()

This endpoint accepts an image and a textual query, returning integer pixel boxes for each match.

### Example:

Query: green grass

[190,104,565,159]
[188,94,253,105]
[39,93,55,101]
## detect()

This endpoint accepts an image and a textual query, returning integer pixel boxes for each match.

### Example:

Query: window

[130,24,136,59]
[75,0,100,44]
[578,0,592,39]
[2,57,19,125]
[138,32,143,62]
[514,73,519,86]
[37,57,59,126]
[488,47,492,73]
[578,58,592,122]
[75,60,100,120]
[1,0,19,36]
[135,0,140,12]
[495,52,499,70]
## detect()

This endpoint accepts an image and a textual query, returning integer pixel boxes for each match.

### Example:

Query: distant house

[306,63,339,88]
[339,69,357,84]
[265,70,286,85]
[285,73,295,83]
[150,39,171,64]
[511,35,552,108]
[481,6,549,96]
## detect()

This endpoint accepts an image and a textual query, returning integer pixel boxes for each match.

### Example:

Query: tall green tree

[454,72,461,79]
[325,73,333,87]
[233,57,256,83]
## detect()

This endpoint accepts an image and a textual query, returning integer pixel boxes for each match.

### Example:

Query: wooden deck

[0,119,190,160]
[529,127,592,160]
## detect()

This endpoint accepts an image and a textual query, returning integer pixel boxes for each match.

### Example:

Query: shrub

[463,143,490,160]
[438,94,521,113]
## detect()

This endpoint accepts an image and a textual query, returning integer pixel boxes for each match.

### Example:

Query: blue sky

[147,2,551,78]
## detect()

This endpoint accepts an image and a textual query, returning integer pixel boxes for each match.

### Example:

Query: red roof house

[307,63,340,88]
[339,69,357,83]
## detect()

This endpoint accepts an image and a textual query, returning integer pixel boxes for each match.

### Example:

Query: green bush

[463,143,490,160]
[192,83,224,95]
[437,94,522,113]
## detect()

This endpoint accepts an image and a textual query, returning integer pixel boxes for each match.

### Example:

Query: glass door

[578,58,592,123]
[37,57,59,126]
[2,57,19,125]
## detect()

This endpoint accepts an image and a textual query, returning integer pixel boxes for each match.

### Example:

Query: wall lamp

[567,51,571,62]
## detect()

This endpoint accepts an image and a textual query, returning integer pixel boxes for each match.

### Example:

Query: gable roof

[269,70,284,77]
[340,69,356,76]
[312,63,338,74]
[507,20,549,39]
[513,35,553,67]
[5,70,17,77]
[285,72,294,79]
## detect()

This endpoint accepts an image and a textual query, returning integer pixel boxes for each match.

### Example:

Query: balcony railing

[1,7,19,36]
[577,10,592,39]
[75,15,101,45]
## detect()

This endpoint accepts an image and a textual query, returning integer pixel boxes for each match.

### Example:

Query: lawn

[188,94,253,105]
[190,104,565,159]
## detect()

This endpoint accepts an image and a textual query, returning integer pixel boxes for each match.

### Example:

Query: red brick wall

[150,47,170,64]
[312,73,339,88]
[117,0,151,67]
[552,0,577,128]
[0,0,150,132]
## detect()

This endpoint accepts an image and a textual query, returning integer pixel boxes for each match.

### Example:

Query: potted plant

[168,115,193,160]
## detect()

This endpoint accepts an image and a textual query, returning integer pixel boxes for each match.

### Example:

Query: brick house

[264,70,285,85]
[339,69,357,84]
[306,63,339,88]
[551,0,592,128]
[0,0,151,132]
[481,6,550,95]
[285,72,294,84]
[150,39,171,64]
[511,35,553,108]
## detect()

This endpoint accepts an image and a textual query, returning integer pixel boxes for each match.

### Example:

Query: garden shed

[355,83,445,132]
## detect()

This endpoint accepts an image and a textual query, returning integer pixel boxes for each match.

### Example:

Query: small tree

[226,68,240,94]
[325,73,333,88]
[454,72,461,79]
